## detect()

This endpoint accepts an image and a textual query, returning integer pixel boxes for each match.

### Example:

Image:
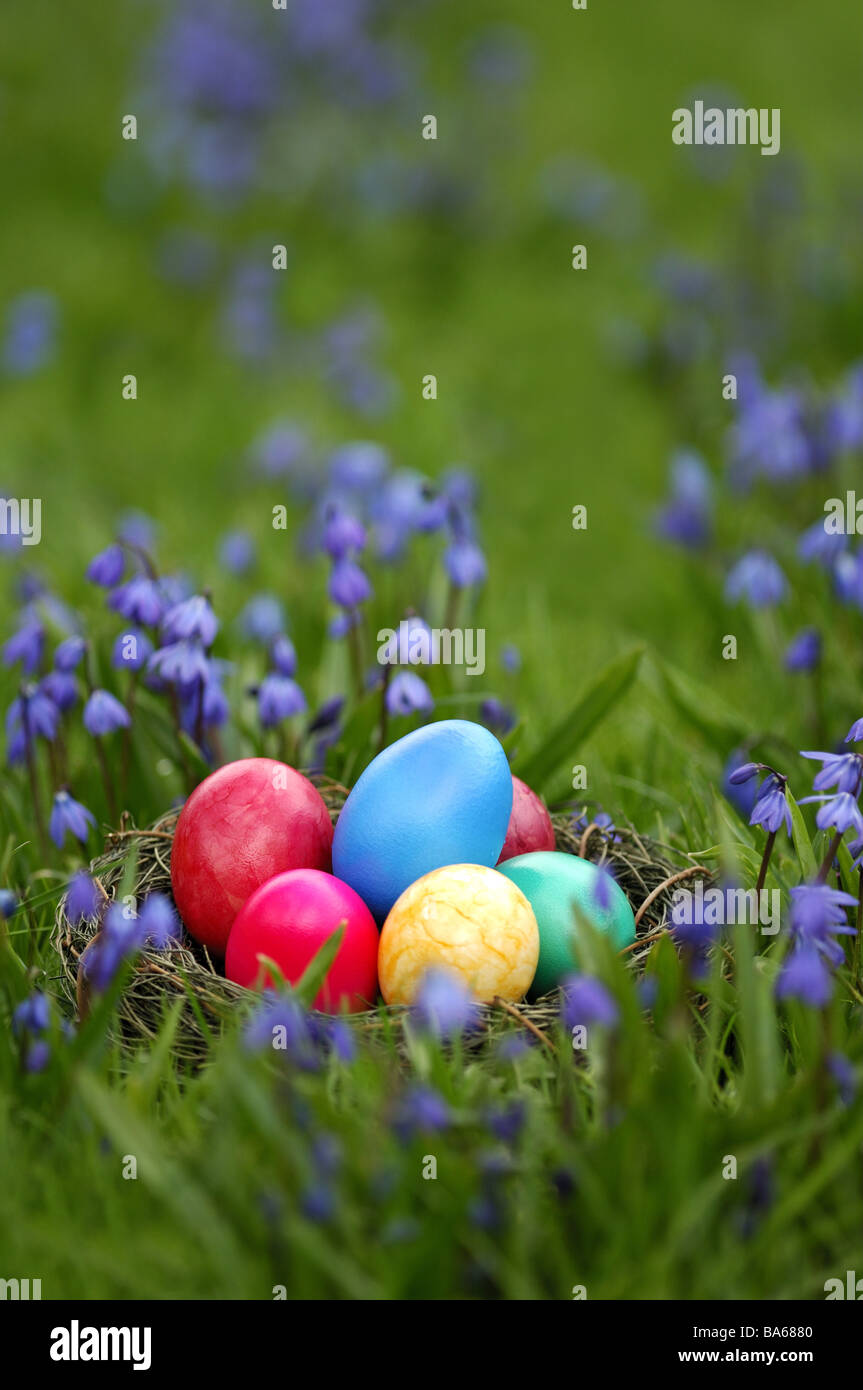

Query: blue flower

[443,538,487,589]
[12,990,50,1035]
[329,441,390,494]
[775,947,833,1008]
[392,1085,451,1140]
[86,544,126,588]
[2,291,57,374]
[66,872,100,924]
[161,594,218,648]
[484,1100,526,1144]
[480,697,515,735]
[0,889,18,918]
[6,685,59,746]
[117,511,156,551]
[258,674,306,728]
[138,893,181,949]
[725,550,787,608]
[846,717,863,744]
[800,750,863,795]
[799,791,863,839]
[784,628,821,673]
[827,1051,856,1107]
[788,883,856,966]
[112,629,153,672]
[749,773,792,836]
[109,575,165,627]
[53,636,86,671]
[49,790,96,849]
[412,968,479,1039]
[654,448,713,549]
[300,1184,336,1223]
[239,594,285,642]
[148,639,211,691]
[321,507,367,560]
[83,690,131,737]
[721,751,760,818]
[385,671,433,718]
[797,518,846,568]
[2,618,44,674]
[560,975,619,1030]
[501,644,521,673]
[270,635,297,678]
[218,530,256,575]
[38,670,78,712]
[328,556,372,609]
[83,903,145,992]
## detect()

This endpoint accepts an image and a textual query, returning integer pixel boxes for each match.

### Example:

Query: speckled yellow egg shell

[378,863,540,1005]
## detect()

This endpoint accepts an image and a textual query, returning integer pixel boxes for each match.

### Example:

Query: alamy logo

[377,621,486,676]
[671,883,780,935]
[50,1321,152,1371]
[823,492,863,535]
[0,497,41,546]
[0,1277,41,1299]
[825,1271,863,1299]
[672,101,780,157]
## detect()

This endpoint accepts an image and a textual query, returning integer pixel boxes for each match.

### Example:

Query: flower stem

[755,830,777,895]
[817,828,844,884]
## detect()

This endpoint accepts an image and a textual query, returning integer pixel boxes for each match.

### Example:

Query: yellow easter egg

[378,863,539,1005]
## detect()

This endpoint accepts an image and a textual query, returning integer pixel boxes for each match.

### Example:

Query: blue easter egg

[332,719,513,920]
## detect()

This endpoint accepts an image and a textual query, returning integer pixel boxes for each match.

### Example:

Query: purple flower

[775,947,833,1008]
[49,790,96,849]
[138,893,181,949]
[722,752,760,818]
[329,556,372,608]
[443,538,487,589]
[560,975,619,1031]
[799,791,863,839]
[392,1085,451,1140]
[501,644,522,673]
[322,507,367,560]
[243,992,320,1069]
[83,689,131,737]
[654,448,713,549]
[109,575,165,627]
[252,423,309,480]
[788,883,856,966]
[112,629,153,672]
[846,717,863,744]
[257,674,306,728]
[797,518,846,568]
[827,1051,856,1107]
[86,544,126,588]
[826,364,863,453]
[6,685,59,746]
[300,1184,336,1223]
[83,903,144,992]
[161,594,218,647]
[307,695,344,734]
[484,1100,526,1144]
[117,511,156,551]
[386,671,433,718]
[328,441,389,494]
[725,551,787,608]
[800,750,863,795]
[239,594,285,642]
[480,697,515,735]
[54,636,86,671]
[148,639,210,690]
[412,969,479,1039]
[749,774,792,836]
[2,291,57,374]
[219,530,256,575]
[66,872,100,924]
[732,383,813,484]
[270,635,297,678]
[2,619,44,674]
[12,990,51,1035]
[784,628,821,673]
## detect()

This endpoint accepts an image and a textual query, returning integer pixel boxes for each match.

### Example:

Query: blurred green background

[1,0,861,817]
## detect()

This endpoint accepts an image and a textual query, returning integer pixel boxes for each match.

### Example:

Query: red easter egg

[225,869,379,1012]
[171,758,333,955]
[497,775,556,863]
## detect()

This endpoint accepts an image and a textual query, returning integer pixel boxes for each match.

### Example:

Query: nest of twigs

[53,781,711,1064]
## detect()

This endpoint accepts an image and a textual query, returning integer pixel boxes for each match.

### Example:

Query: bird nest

[52,781,710,1065]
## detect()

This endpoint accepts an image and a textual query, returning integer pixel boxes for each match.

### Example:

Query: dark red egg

[496,775,556,863]
[171,758,333,955]
[225,869,379,1012]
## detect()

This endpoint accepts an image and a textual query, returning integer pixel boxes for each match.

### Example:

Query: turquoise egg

[497,851,636,995]
[332,720,513,921]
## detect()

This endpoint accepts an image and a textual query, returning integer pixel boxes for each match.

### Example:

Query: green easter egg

[497,851,635,996]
